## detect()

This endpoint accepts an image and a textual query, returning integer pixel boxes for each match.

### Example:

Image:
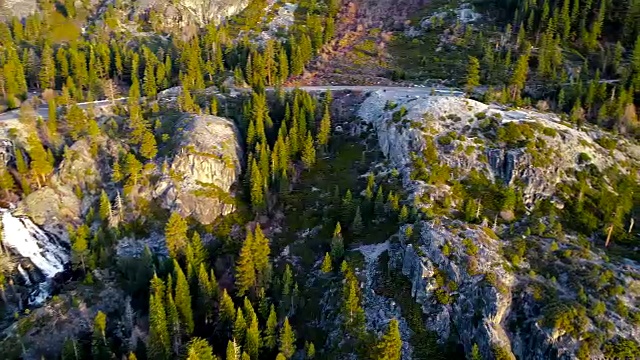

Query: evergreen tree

[233,308,247,345]
[249,158,265,211]
[71,224,89,273]
[465,56,481,94]
[251,225,271,289]
[375,319,402,360]
[236,230,256,296]
[220,289,236,326]
[279,317,296,359]
[471,344,482,360]
[140,130,158,160]
[317,105,331,148]
[148,294,170,360]
[305,342,316,359]
[165,212,188,258]
[301,131,316,169]
[27,133,53,188]
[99,190,111,222]
[174,261,195,334]
[197,263,216,325]
[245,316,260,360]
[342,275,365,337]
[91,311,111,360]
[124,153,143,186]
[330,222,344,260]
[509,47,531,101]
[351,206,363,235]
[321,252,333,273]
[0,165,15,197]
[185,338,215,360]
[112,159,122,183]
[264,304,278,350]
[15,148,28,175]
[227,339,241,360]
[398,205,409,223]
[39,43,55,89]
[166,289,181,355]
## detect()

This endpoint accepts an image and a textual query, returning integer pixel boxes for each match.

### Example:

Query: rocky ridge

[356,91,640,359]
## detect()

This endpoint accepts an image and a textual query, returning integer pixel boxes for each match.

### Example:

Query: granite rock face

[154,115,242,224]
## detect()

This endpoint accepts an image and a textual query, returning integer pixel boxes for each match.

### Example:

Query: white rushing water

[1,209,69,304]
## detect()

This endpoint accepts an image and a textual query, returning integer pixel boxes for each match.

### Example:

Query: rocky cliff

[357,90,633,207]
[356,90,640,359]
[154,114,242,224]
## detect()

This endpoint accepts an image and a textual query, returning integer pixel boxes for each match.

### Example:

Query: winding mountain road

[0,87,464,122]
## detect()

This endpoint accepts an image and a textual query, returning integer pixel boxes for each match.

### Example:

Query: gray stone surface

[154,114,242,224]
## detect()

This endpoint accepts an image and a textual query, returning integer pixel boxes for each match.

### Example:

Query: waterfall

[1,209,70,304]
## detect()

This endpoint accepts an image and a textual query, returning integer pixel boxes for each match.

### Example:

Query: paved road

[0,86,463,122]
[0,98,126,122]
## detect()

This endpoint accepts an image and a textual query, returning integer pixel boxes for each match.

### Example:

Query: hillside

[0,0,638,360]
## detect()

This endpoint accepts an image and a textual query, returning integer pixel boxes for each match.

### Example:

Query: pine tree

[281,264,293,297]
[317,105,331,148]
[249,158,265,211]
[165,212,188,258]
[99,190,111,222]
[0,165,16,197]
[197,263,215,324]
[94,311,107,344]
[509,47,531,101]
[251,225,271,288]
[15,148,28,175]
[351,206,363,235]
[465,56,481,94]
[27,133,53,188]
[124,153,143,186]
[264,304,277,350]
[279,317,296,359]
[321,252,333,273]
[342,276,365,337]
[305,342,316,359]
[220,289,236,326]
[375,319,402,360]
[186,338,215,360]
[301,131,316,169]
[331,222,344,260]
[233,308,247,345]
[236,231,256,296]
[112,159,122,183]
[140,130,158,160]
[166,289,181,355]
[227,339,241,360]
[148,294,170,360]
[71,224,89,273]
[174,261,195,334]
[245,316,260,360]
[374,186,385,218]
[471,343,482,360]
[187,231,207,278]
[398,205,409,223]
[39,43,55,89]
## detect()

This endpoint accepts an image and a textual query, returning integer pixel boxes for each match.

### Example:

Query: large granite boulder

[154,115,242,224]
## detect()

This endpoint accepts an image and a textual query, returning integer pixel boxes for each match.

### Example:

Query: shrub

[438,134,454,145]
[542,127,557,137]
[463,238,479,256]
[434,288,451,304]
[578,152,591,163]
[596,136,616,150]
